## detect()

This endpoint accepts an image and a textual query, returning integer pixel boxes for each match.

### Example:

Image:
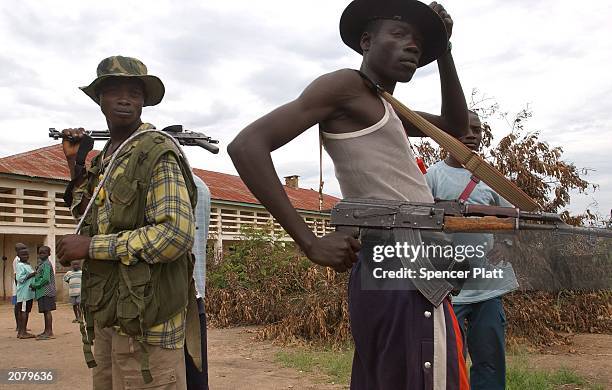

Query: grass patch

[276,346,603,389]
[507,355,603,390]
[276,346,353,385]
[507,366,603,389]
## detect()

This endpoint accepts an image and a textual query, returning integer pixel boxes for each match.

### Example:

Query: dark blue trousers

[453,297,507,390]
[349,234,469,390]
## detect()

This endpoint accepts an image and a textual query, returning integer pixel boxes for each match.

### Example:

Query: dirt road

[1,302,609,389]
[0,302,343,390]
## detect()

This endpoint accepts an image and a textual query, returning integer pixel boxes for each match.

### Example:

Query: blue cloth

[425,161,519,304]
[192,174,211,298]
[15,262,35,303]
[453,297,507,390]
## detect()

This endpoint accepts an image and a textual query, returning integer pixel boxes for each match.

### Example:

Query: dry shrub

[205,227,351,346]
[504,290,612,346]
[205,229,611,347]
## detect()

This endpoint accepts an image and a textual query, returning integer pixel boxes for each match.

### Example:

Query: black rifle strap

[355,70,384,94]
[63,134,95,207]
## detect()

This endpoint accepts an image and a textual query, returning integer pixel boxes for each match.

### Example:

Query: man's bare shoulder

[300,68,367,107]
[308,69,363,91]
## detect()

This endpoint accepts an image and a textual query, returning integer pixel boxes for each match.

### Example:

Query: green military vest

[78,131,197,376]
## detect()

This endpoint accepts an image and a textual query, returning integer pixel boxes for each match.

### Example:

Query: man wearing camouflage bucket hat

[79,56,165,107]
[229,1,470,388]
[57,55,202,389]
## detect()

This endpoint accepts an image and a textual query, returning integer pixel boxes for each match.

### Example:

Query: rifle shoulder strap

[355,69,539,212]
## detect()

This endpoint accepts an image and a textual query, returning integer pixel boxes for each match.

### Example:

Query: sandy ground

[0,302,609,389]
[0,302,343,390]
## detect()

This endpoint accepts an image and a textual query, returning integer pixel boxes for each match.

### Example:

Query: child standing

[63,260,82,323]
[15,246,36,339]
[30,246,56,340]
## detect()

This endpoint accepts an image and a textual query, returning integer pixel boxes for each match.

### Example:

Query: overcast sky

[1,0,610,217]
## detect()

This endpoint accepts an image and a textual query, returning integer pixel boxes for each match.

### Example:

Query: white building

[0,145,337,301]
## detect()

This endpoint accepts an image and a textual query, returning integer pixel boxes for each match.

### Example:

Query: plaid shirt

[71,123,195,349]
[31,259,56,299]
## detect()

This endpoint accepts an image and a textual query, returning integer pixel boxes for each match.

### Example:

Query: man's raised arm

[404,2,469,138]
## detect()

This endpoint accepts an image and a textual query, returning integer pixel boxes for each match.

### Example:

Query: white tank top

[321,97,434,203]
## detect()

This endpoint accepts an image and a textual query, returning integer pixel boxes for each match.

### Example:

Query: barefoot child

[15,246,36,339]
[30,245,56,340]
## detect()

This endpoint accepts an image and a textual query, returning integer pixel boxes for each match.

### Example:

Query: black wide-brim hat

[340,0,448,67]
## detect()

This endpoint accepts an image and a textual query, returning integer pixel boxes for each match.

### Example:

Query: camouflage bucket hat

[80,55,165,107]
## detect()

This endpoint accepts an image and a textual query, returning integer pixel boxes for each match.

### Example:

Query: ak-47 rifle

[51,125,220,211]
[331,198,612,238]
[332,199,612,296]
[49,125,219,154]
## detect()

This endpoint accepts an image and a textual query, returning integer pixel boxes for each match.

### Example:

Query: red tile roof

[0,145,88,181]
[0,145,339,212]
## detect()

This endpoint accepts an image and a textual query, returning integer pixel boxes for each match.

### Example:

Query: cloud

[0,0,610,214]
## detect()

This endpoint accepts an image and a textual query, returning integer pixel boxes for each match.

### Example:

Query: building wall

[0,176,75,301]
[1,174,334,302]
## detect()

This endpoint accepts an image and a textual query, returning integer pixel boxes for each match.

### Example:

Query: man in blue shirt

[425,110,519,390]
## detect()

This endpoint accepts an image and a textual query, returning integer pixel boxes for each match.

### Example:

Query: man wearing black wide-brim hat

[229,1,470,388]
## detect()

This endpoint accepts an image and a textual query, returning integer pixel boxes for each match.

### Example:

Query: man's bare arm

[405,52,468,138]
[403,2,469,138]
[228,71,361,272]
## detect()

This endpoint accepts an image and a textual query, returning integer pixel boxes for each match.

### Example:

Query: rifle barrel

[519,221,612,238]
[191,139,219,154]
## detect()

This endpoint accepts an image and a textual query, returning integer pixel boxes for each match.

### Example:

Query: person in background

[15,246,36,339]
[185,174,211,390]
[30,245,56,340]
[63,260,83,323]
[425,110,519,390]
[12,243,27,331]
